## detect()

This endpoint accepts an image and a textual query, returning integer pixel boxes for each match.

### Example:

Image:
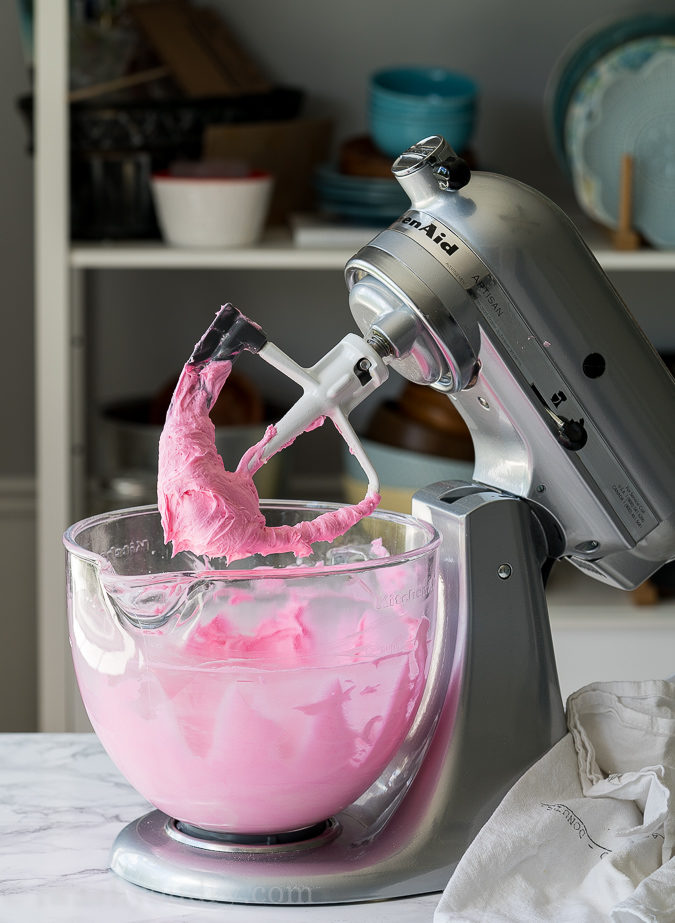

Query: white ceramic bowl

[151,170,273,248]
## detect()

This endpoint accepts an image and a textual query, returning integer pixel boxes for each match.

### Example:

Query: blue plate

[569,40,675,247]
[545,12,675,171]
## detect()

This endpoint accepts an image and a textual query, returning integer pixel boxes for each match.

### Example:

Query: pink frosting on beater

[158,359,380,561]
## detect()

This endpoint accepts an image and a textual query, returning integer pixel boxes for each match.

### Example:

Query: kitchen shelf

[70,232,355,270]
[70,228,675,272]
[572,220,675,271]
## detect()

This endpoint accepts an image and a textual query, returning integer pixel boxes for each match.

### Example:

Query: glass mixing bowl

[64,503,440,835]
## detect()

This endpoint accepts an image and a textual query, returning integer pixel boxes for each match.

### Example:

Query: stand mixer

[64,136,675,905]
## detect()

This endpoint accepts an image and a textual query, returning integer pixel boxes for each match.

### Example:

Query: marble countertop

[0,734,439,922]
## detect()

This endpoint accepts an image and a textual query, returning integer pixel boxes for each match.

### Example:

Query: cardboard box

[203,119,333,225]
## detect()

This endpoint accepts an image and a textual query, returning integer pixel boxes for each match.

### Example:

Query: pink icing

[69,323,438,837]
[73,552,436,833]
[157,358,380,561]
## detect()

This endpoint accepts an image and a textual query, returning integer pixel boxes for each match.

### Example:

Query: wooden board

[204,118,333,224]
[129,0,271,97]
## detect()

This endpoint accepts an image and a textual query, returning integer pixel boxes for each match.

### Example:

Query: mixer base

[109,489,568,905]
[110,808,451,904]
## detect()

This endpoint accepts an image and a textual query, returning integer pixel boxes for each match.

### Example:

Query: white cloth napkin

[434,680,675,923]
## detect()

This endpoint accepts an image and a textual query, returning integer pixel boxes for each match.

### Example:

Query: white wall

[3,0,675,729]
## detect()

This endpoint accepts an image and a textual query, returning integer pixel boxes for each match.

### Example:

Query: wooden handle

[612,153,640,250]
[618,153,634,231]
[68,65,171,103]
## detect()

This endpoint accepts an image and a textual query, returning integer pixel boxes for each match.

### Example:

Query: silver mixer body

[111,483,567,903]
[347,136,675,590]
[109,137,675,903]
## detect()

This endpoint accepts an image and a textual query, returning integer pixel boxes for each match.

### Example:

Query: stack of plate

[546,13,675,248]
[313,164,408,225]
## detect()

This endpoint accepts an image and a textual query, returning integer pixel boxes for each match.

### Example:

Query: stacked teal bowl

[369,66,478,157]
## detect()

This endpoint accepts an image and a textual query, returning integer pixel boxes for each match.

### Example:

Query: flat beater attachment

[192,305,391,497]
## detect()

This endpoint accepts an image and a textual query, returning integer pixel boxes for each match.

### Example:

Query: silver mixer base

[111,486,567,905]
[110,809,453,904]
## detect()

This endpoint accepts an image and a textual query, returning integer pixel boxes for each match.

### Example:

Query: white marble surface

[0,734,439,922]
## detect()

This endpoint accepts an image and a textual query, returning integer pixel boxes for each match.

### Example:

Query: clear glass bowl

[64,503,440,835]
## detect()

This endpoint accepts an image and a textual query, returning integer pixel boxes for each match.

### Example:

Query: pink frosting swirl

[158,359,380,561]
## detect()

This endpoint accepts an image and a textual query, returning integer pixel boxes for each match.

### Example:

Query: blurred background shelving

[8,1,674,731]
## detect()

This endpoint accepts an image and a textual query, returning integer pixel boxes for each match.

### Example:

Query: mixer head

[343,136,675,589]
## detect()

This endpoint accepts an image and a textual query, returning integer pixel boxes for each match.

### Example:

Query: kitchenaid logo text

[376,578,432,610]
[391,209,491,291]
[106,538,150,559]
[396,214,459,256]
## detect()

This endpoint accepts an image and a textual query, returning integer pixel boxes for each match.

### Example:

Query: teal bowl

[369,96,477,119]
[371,66,478,108]
[371,110,476,157]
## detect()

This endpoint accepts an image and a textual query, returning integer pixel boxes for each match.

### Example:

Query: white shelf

[69,227,675,272]
[70,231,354,271]
[574,220,675,271]
[591,247,675,271]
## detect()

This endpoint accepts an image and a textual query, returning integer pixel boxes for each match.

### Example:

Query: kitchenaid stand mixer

[66,136,675,904]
